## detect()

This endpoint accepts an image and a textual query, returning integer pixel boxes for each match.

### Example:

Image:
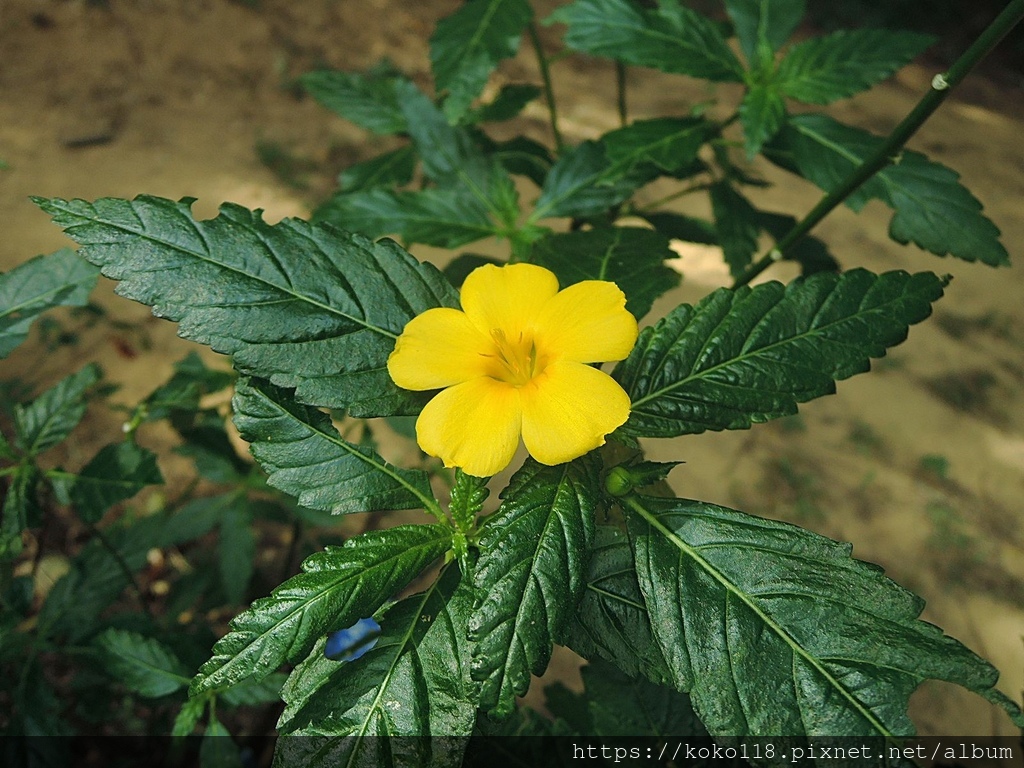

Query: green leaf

[219,501,255,606]
[94,628,190,698]
[34,195,461,416]
[623,494,1024,736]
[67,441,163,525]
[581,659,707,738]
[550,0,743,82]
[14,364,100,456]
[337,145,417,194]
[301,65,410,135]
[1,467,40,560]
[0,249,99,358]
[442,254,503,288]
[642,212,718,245]
[739,83,786,157]
[220,672,287,707]
[564,526,671,686]
[709,182,762,277]
[532,118,711,221]
[532,227,680,320]
[277,566,475,767]
[190,523,452,696]
[492,136,554,187]
[774,114,1009,266]
[201,719,244,768]
[778,30,934,105]
[756,211,839,275]
[431,0,533,123]
[725,0,805,65]
[615,269,946,438]
[465,84,541,124]
[172,697,207,737]
[470,457,600,717]
[232,378,437,516]
[141,351,234,423]
[314,186,497,248]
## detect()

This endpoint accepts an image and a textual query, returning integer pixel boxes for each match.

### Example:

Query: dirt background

[2,0,1023,738]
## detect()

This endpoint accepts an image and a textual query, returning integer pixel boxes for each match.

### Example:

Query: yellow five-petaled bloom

[387,263,639,477]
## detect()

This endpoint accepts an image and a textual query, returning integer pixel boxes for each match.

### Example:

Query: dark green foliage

[772,114,1010,265]
[94,628,190,698]
[551,0,744,81]
[623,494,1024,736]
[430,0,534,122]
[232,377,437,515]
[0,249,99,358]
[66,441,163,524]
[616,269,947,437]
[300,64,411,135]
[14,364,100,456]
[470,458,600,717]
[276,566,476,766]
[190,524,452,695]
[34,195,461,415]
[532,227,680,319]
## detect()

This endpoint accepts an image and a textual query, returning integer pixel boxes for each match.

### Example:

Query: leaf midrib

[43,198,402,341]
[628,276,915,411]
[625,495,897,739]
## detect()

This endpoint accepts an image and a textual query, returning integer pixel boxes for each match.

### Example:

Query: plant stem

[528,22,564,151]
[615,61,628,127]
[634,179,715,213]
[732,0,1024,289]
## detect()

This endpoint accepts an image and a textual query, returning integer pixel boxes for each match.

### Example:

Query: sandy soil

[2,0,1023,737]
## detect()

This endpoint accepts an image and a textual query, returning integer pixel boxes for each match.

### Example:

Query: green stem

[615,61,628,127]
[732,0,1024,289]
[528,22,564,151]
[633,179,715,214]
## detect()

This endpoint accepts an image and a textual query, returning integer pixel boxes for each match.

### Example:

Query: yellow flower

[387,263,638,477]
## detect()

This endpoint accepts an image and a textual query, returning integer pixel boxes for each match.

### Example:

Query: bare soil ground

[2,0,1023,736]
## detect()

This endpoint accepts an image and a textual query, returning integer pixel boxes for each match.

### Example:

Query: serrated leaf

[563,526,671,686]
[773,114,1009,266]
[67,441,163,524]
[0,249,100,358]
[532,118,711,221]
[172,697,207,737]
[465,84,541,124]
[739,83,786,157]
[492,136,554,187]
[725,0,805,66]
[314,186,497,248]
[301,65,410,135]
[470,457,600,717]
[431,0,533,123]
[337,145,417,194]
[276,566,475,768]
[94,628,190,698]
[232,378,436,515]
[624,494,1024,736]
[778,30,934,105]
[710,182,762,277]
[532,227,680,320]
[13,364,100,456]
[219,501,254,606]
[581,659,707,738]
[550,0,743,82]
[615,269,946,438]
[34,195,461,416]
[201,719,244,768]
[190,524,452,696]
[220,672,287,707]
[643,212,718,245]
[141,351,234,423]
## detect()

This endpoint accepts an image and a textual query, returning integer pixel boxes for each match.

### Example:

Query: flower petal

[520,361,630,466]
[534,281,638,363]
[416,377,522,477]
[460,263,559,337]
[388,308,491,391]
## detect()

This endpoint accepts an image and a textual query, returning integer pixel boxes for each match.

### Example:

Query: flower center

[485,329,547,387]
